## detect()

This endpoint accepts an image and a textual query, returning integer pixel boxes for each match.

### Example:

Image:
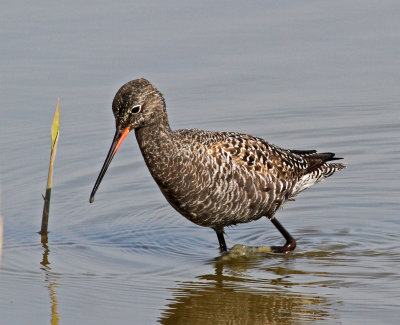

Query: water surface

[1,1,399,324]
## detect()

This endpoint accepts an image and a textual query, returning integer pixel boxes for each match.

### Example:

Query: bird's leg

[214,228,227,253]
[270,217,297,253]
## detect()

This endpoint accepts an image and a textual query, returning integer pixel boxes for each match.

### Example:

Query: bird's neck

[135,111,172,142]
[134,112,174,173]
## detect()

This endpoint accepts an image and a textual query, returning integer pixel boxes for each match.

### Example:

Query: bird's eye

[131,105,141,114]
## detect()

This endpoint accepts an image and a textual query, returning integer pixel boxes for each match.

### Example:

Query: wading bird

[90,79,345,253]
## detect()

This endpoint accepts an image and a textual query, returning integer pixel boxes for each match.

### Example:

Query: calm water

[1,1,399,324]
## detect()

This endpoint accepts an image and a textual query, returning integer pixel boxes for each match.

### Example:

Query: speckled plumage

[90,78,346,253]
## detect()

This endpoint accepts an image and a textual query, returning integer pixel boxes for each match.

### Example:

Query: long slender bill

[90,127,130,203]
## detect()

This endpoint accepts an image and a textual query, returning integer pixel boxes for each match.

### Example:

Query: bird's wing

[196,131,308,178]
[175,129,343,178]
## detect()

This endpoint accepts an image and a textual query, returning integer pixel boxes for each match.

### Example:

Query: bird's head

[112,78,166,130]
[89,78,165,203]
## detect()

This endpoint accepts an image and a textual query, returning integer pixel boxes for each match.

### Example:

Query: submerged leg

[270,217,297,253]
[214,228,227,253]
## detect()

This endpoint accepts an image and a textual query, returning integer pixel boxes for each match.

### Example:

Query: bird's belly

[155,167,280,228]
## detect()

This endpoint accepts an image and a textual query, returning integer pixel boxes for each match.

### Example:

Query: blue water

[1,1,399,324]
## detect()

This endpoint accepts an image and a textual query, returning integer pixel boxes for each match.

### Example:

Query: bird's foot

[271,238,296,254]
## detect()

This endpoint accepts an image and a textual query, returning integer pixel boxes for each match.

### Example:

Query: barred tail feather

[292,162,346,196]
[323,162,346,177]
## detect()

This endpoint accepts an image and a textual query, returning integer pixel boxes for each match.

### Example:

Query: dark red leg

[214,228,227,253]
[270,217,296,253]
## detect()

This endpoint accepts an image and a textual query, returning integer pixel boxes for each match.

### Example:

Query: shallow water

[1,1,399,324]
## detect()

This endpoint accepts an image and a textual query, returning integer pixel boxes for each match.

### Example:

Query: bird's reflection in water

[158,252,336,325]
[40,236,60,325]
